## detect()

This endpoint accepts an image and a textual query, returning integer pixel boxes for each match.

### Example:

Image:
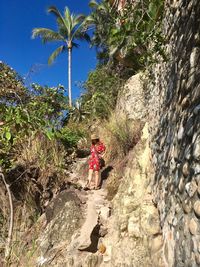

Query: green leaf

[45,130,54,140]
[5,131,11,141]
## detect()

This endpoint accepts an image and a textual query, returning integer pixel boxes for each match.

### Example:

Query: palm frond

[32,28,65,43]
[58,23,68,38]
[83,15,95,28]
[64,7,72,34]
[74,14,86,25]
[64,6,71,22]
[89,0,99,9]
[72,42,79,48]
[48,6,69,31]
[74,30,91,43]
[48,45,66,65]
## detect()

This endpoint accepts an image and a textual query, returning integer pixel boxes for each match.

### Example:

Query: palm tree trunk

[68,47,72,107]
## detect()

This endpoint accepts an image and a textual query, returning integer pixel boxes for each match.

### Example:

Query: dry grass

[0,133,67,265]
[98,114,143,200]
[5,132,68,212]
[15,133,65,177]
[100,113,143,161]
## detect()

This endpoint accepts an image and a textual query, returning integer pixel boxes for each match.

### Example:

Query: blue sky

[0,0,97,100]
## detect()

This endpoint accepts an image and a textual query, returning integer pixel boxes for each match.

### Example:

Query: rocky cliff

[4,0,200,266]
[13,74,162,267]
[147,0,200,266]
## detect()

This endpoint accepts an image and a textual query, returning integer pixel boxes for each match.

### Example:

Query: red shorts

[89,158,100,171]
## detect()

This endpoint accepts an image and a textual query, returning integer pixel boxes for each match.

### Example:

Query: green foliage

[30,83,67,122]
[32,6,90,62]
[0,63,68,169]
[0,62,27,103]
[88,0,165,70]
[56,126,86,148]
[80,65,124,119]
[68,100,90,123]
[86,0,117,64]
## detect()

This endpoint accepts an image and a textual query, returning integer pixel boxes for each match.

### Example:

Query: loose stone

[185,181,197,197]
[151,235,163,253]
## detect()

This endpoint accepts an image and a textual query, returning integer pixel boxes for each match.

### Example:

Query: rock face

[17,190,84,267]
[116,73,146,121]
[100,123,164,267]
[39,191,83,253]
[9,1,200,267]
[147,0,200,266]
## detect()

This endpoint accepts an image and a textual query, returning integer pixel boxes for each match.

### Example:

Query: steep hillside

[7,74,159,267]
[1,1,200,267]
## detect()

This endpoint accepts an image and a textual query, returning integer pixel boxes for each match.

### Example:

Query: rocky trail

[58,159,113,266]
[19,157,114,267]
[20,123,164,267]
[11,71,168,267]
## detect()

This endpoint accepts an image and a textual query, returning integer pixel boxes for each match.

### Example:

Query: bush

[88,0,165,70]
[80,65,124,119]
[56,125,86,149]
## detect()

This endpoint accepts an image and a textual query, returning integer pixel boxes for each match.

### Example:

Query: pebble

[197,182,200,195]
[194,104,200,115]
[193,135,200,160]
[182,199,192,214]
[178,124,184,140]
[192,163,200,175]
[193,200,200,217]
[185,181,197,197]
[151,235,163,253]
[182,162,190,177]
[195,253,200,265]
[189,218,198,235]
[178,176,185,193]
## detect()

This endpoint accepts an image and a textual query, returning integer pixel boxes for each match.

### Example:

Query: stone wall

[148,0,200,266]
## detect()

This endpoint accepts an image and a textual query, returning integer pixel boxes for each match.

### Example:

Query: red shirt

[89,142,106,171]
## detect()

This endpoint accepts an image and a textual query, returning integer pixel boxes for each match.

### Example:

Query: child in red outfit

[87,134,106,189]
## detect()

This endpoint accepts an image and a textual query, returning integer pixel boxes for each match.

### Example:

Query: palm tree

[32,6,90,107]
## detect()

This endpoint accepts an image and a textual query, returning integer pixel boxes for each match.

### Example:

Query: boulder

[116,73,146,121]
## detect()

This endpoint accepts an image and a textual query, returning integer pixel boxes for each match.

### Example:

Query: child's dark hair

[92,138,99,145]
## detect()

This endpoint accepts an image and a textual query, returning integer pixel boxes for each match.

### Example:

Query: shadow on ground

[100,166,113,187]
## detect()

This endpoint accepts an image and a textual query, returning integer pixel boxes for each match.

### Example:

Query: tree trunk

[68,47,72,107]
[0,170,13,261]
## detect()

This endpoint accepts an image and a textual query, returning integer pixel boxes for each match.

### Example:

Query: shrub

[88,0,165,70]
[8,132,67,202]
[80,65,124,120]
[56,125,86,149]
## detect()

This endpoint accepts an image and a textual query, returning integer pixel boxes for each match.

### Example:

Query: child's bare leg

[94,171,100,189]
[87,169,93,188]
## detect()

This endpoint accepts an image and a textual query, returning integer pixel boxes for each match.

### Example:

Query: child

[86,134,106,190]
